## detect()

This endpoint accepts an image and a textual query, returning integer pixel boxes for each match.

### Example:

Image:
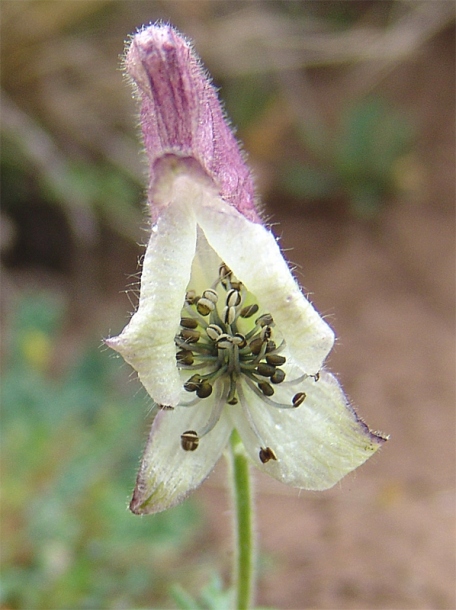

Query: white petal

[106,199,197,405]
[230,371,386,490]
[130,400,233,514]
[195,198,334,374]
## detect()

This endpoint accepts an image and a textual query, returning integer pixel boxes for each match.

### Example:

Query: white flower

[106,23,386,515]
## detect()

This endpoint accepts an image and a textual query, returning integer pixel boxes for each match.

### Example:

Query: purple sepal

[125,23,261,223]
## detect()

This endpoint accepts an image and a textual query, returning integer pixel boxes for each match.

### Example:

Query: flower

[106,23,387,515]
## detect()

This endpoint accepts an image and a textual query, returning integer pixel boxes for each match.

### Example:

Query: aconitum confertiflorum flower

[106,23,387,515]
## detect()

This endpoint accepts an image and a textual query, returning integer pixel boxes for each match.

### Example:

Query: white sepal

[130,400,233,514]
[106,200,196,406]
[230,371,384,490]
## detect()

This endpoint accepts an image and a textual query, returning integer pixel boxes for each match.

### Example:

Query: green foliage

[1,294,200,609]
[283,97,415,217]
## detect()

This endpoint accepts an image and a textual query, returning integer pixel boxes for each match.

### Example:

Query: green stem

[229,430,255,610]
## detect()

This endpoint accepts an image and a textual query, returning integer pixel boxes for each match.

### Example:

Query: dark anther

[265,340,277,353]
[266,354,286,366]
[292,392,306,407]
[184,374,202,392]
[219,263,232,280]
[181,430,199,451]
[256,363,276,377]
[259,446,277,464]
[271,368,286,384]
[258,381,274,397]
[260,326,272,341]
[180,328,201,343]
[159,404,174,410]
[180,317,199,329]
[176,350,194,365]
[249,337,263,355]
[255,313,274,327]
[313,372,320,382]
[196,381,213,398]
[185,290,197,304]
[240,304,259,318]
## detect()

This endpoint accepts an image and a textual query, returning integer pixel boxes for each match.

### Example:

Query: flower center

[173,263,316,463]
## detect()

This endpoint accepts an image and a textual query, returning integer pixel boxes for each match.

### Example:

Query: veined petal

[130,401,233,514]
[106,199,197,405]
[230,371,386,490]
[195,198,334,374]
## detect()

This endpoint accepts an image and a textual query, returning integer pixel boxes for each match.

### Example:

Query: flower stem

[229,429,255,609]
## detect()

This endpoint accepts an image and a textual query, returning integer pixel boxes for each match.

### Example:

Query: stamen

[244,377,301,409]
[232,333,246,348]
[222,305,236,325]
[175,336,213,353]
[203,288,218,303]
[260,326,272,341]
[219,263,232,282]
[184,374,202,392]
[176,350,194,365]
[259,447,277,464]
[266,354,286,366]
[240,304,259,318]
[226,289,241,307]
[185,290,197,304]
[183,303,210,327]
[237,383,274,461]
[181,430,199,451]
[256,363,276,377]
[227,375,238,404]
[180,317,199,329]
[292,392,306,407]
[198,384,229,438]
[180,328,200,343]
[271,368,286,384]
[206,324,223,341]
[256,313,274,327]
[216,334,234,349]
[197,298,215,316]
[258,381,274,396]
[196,381,213,398]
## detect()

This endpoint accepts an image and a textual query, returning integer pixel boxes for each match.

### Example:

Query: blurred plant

[0,294,203,609]
[281,97,416,217]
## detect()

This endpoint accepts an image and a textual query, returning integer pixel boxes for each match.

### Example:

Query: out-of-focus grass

[0,294,201,610]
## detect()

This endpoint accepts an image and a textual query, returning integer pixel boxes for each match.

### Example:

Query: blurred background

[1,1,454,609]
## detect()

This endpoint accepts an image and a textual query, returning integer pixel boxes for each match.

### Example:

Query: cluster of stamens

[173,263,316,463]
